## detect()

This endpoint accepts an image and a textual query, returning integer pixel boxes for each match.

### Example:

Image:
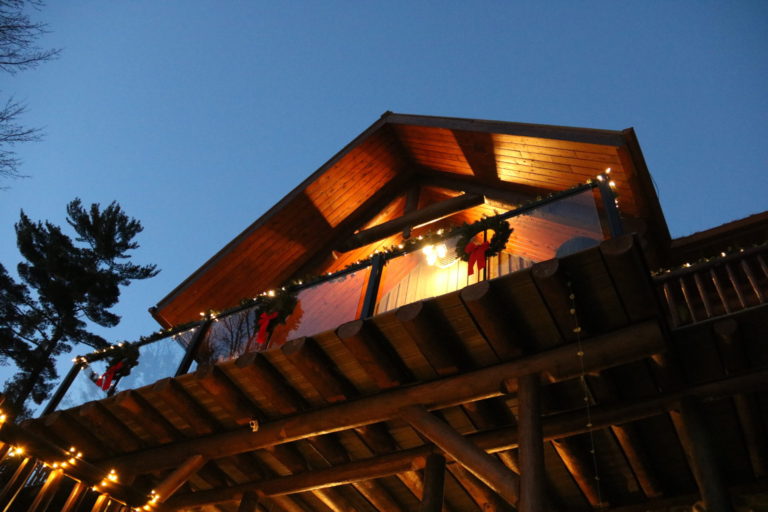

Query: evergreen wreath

[454,217,513,261]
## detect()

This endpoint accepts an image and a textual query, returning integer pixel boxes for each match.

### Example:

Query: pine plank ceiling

[153,113,668,328]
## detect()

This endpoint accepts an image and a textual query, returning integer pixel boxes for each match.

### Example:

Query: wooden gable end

[154,114,669,329]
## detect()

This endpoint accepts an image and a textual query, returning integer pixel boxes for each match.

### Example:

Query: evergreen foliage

[0,199,158,417]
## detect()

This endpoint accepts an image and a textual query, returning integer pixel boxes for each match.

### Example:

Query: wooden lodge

[1,112,767,512]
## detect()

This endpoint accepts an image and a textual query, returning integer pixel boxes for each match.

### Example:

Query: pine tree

[0,198,158,417]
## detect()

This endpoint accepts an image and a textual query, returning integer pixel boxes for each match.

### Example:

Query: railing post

[596,178,624,237]
[360,253,386,319]
[175,321,212,377]
[40,361,84,417]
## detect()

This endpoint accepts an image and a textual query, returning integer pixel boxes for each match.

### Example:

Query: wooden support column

[26,468,63,512]
[714,319,768,478]
[154,454,207,503]
[672,397,734,512]
[517,374,544,512]
[400,405,519,506]
[421,454,446,512]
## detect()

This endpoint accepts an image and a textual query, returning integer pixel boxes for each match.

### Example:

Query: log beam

[238,491,266,512]
[336,320,412,390]
[105,320,665,472]
[448,463,513,512]
[163,367,768,510]
[338,193,484,251]
[460,281,525,360]
[396,301,471,376]
[551,438,606,508]
[154,454,207,503]
[400,405,519,506]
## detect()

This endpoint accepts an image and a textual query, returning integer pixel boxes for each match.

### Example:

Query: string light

[68,172,620,371]
[567,280,605,508]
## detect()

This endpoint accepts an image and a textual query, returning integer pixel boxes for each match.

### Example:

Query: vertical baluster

[662,282,681,327]
[741,259,765,303]
[679,277,698,323]
[725,263,748,309]
[710,268,732,314]
[0,457,37,512]
[59,481,87,512]
[89,493,110,512]
[25,468,63,512]
[693,273,713,318]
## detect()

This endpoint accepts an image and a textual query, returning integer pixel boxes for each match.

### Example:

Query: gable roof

[153,112,669,328]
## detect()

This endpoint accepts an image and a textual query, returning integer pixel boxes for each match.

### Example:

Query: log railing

[655,244,768,328]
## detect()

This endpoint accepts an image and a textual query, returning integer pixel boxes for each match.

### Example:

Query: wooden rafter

[337,192,484,252]
[105,320,664,472]
[164,367,768,509]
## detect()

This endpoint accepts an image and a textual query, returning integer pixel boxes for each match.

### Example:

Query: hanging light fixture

[422,238,459,268]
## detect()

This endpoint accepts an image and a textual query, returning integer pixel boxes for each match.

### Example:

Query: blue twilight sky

[1,1,767,366]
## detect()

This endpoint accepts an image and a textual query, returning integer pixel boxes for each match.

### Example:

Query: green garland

[453,217,513,261]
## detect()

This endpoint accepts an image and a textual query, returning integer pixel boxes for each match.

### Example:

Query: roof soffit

[154,113,669,327]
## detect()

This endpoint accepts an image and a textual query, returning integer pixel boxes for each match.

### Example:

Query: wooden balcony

[656,244,768,328]
[3,234,767,511]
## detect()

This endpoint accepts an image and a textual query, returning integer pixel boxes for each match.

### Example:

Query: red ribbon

[465,241,490,276]
[257,312,278,345]
[95,360,123,391]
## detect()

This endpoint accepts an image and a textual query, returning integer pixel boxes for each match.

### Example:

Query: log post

[400,405,519,506]
[672,397,734,512]
[517,374,544,512]
[421,454,446,512]
[713,319,768,478]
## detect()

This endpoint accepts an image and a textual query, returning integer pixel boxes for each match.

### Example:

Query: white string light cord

[567,279,605,509]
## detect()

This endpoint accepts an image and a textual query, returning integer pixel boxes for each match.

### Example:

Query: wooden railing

[655,244,768,328]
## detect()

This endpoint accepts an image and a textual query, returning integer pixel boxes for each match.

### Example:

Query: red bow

[465,241,490,276]
[257,312,279,345]
[95,360,123,391]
